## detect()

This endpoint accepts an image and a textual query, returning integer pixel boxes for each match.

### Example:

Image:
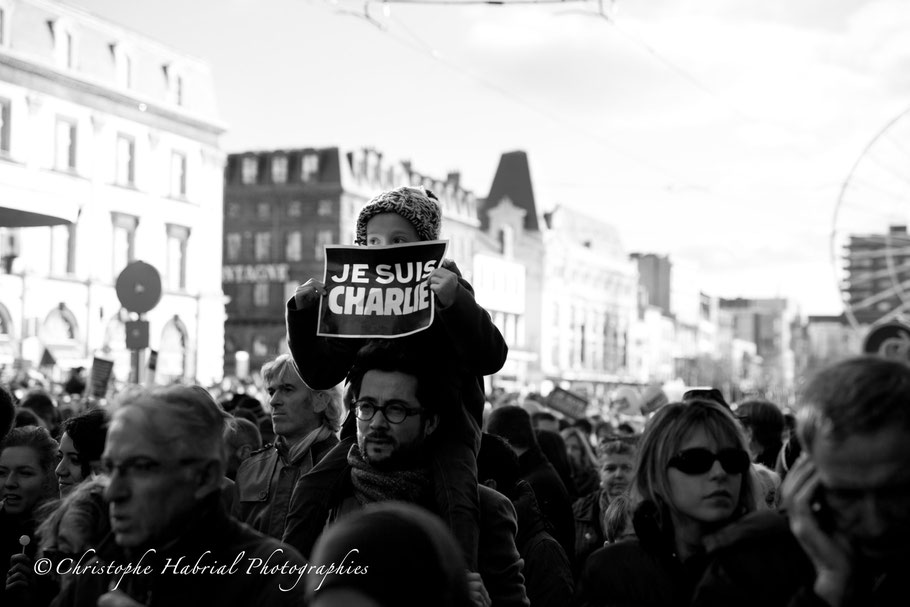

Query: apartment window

[166,224,189,290]
[285,231,302,262]
[271,155,288,183]
[111,213,137,279]
[123,53,132,88]
[254,232,271,261]
[225,232,242,261]
[175,75,184,106]
[253,283,270,307]
[55,117,77,171]
[49,224,75,276]
[287,201,302,217]
[115,134,135,186]
[256,202,270,220]
[241,156,258,184]
[170,151,187,197]
[226,203,241,218]
[0,97,10,154]
[301,153,319,182]
[315,229,333,261]
[317,199,333,216]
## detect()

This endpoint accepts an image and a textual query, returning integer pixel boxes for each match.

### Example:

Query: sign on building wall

[222,264,290,283]
[317,241,448,338]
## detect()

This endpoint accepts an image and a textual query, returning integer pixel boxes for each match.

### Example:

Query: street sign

[116,261,162,314]
[863,320,910,362]
[125,320,150,350]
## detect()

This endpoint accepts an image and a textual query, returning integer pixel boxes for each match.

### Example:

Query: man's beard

[359,432,430,471]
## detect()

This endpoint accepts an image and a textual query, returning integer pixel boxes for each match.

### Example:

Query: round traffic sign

[115,261,162,314]
[863,320,910,361]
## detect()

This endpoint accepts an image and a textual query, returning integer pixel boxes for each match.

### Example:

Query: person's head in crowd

[531,411,560,434]
[354,186,441,247]
[573,418,594,436]
[751,463,781,511]
[37,475,110,561]
[682,387,729,410]
[1,384,14,440]
[224,416,262,480]
[561,426,599,472]
[347,340,443,471]
[594,420,615,447]
[735,399,785,470]
[782,411,796,442]
[535,430,574,491]
[600,440,637,501]
[14,407,46,430]
[486,405,539,457]
[307,501,472,607]
[56,408,109,497]
[615,422,636,437]
[0,426,59,518]
[20,389,60,437]
[477,433,521,499]
[102,385,227,549]
[261,354,343,445]
[633,399,756,552]
[794,356,910,562]
[603,492,636,544]
[57,404,77,424]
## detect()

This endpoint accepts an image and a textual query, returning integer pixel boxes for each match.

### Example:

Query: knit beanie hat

[355,186,442,245]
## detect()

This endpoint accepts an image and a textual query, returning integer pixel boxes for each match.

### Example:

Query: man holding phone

[783,355,910,606]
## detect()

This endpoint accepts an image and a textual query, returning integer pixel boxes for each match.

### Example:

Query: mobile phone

[808,485,837,534]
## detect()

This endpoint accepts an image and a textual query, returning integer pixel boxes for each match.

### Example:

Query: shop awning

[0,202,78,227]
[0,180,81,227]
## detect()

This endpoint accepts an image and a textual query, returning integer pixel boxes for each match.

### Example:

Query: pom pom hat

[355,186,442,245]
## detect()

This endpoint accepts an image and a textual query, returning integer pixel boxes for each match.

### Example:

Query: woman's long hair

[632,398,757,531]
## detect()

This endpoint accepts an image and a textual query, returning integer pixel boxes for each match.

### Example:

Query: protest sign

[89,356,115,398]
[546,387,588,420]
[317,241,448,338]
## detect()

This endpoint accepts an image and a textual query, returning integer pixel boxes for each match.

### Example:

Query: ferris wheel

[831,103,910,330]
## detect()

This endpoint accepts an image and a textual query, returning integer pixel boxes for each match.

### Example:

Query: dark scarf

[347,444,434,507]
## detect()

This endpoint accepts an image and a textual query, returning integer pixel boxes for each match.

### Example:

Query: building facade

[718,297,796,401]
[538,204,637,402]
[0,0,226,385]
[841,224,910,326]
[222,147,488,378]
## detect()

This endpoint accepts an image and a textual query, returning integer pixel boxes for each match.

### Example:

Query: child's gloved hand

[429,266,459,307]
[294,279,326,310]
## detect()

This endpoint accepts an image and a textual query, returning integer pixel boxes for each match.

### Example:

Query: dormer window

[163,63,185,106]
[49,19,76,69]
[111,43,134,89]
[301,153,319,183]
[0,5,8,47]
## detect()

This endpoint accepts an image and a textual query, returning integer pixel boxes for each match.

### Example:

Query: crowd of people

[1,185,908,606]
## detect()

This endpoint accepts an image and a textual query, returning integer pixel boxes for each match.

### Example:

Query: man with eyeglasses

[51,386,307,607]
[285,340,529,607]
[691,356,910,607]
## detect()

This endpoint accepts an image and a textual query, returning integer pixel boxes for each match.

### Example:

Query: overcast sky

[71,0,910,316]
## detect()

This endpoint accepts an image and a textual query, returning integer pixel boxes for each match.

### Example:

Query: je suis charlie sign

[317,241,448,338]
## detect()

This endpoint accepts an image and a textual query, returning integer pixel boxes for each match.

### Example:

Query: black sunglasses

[667,447,750,475]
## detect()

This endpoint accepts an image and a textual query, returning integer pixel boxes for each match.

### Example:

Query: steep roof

[482,151,539,232]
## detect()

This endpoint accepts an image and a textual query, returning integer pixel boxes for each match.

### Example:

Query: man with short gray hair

[52,385,308,607]
[234,354,342,539]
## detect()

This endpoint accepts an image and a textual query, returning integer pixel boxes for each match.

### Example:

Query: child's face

[364,213,420,246]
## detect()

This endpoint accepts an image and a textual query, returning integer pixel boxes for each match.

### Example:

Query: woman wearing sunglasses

[574,398,757,607]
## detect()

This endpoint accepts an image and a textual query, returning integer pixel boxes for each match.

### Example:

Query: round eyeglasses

[354,401,425,424]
